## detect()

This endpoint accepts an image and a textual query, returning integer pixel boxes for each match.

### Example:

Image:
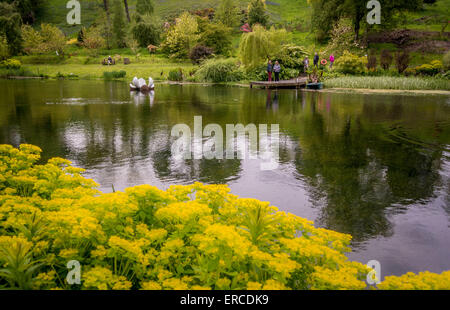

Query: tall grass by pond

[0,67,47,78]
[324,76,450,91]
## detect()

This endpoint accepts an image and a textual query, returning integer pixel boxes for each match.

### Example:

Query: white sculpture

[130,76,154,92]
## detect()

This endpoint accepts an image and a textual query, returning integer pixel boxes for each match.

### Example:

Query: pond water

[1,79,449,279]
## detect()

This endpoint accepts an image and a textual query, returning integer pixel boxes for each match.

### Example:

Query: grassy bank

[19,63,196,80]
[324,76,450,91]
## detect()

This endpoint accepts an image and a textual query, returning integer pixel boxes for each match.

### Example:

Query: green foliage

[103,70,127,79]
[132,15,162,48]
[239,24,288,69]
[414,60,443,76]
[168,68,184,81]
[248,0,268,27]
[198,22,232,56]
[0,237,43,290]
[21,24,42,55]
[1,144,449,290]
[82,27,106,55]
[443,51,450,71]
[112,0,128,48]
[161,12,200,59]
[0,2,23,55]
[4,0,43,24]
[0,67,45,78]
[136,0,154,15]
[273,44,308,72]
[0,58,22,69]
[335,51,367,75]
[0,34,8,60]
[194,58,243,82]
[215,0,240,28]
[310,0,422,40]
[40,23,66,55]
[325,18,362,56]
[22,23,66,55]
[324,76,450,90]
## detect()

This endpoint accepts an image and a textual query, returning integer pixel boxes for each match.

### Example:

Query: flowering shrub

[0,59,22,69]
[335,51,367,75]
[0,144,449,290]
[414,60,443,76]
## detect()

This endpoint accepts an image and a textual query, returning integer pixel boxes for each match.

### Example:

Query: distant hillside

[35,0,311,35]
[34,0,449,55]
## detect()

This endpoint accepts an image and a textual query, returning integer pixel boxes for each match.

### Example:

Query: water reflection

[0,79,449,276]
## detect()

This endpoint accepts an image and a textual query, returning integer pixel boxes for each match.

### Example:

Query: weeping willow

[238,25,288,69]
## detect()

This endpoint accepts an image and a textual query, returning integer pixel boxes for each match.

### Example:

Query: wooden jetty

[250,77,308,89]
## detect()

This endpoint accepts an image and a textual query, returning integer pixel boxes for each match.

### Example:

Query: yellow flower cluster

[0,144,449,290]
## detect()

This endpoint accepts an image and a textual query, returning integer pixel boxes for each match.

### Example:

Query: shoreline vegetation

[1,144,450,290]
[2,68,449,93]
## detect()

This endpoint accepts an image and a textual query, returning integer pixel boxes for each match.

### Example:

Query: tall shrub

[0,34,9,60]
[112,0,127,48]
[239,24,288,68]
[247,0,268,26]
[443,51,450,71]
[335,51,367,75]
[380,50,393,71]
[215,0,240,28]
[161,12,199,59]
[395,51,410,74]
[194,58,243,82]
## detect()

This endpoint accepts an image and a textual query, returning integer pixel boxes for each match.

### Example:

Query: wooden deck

[250,77,308,89]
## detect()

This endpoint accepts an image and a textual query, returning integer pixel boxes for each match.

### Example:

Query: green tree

[0,34,9,60]
[238,24,288,68]
[2,0,44,24]
[215,0,240,28]
[198,21,232,55]
[19,23,65,55]
[132,15,162,47]
[82,26,106,56]
[161,12,200,59]
[112,0,127,48]
[21,24,42,54]
[0,2,23,55]
[247,0,268,27]
[96,8,113,49]
[39,23,66,55]
[136,0,154,15]
[310,0,422,41]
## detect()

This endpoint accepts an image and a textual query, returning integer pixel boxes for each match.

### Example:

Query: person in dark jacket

[313,52,319,67]
[267,60,273,82]
[273,61,281,82]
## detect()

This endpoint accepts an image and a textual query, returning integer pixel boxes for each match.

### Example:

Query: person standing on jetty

[273,61,281,82]
[329,53,335,69]
[304,56,309,71]
[313,52,319,67]
[267,60,273,82]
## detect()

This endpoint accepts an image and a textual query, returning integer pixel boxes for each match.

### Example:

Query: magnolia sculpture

[130,77,155,92]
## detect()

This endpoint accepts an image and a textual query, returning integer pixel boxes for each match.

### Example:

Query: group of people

[266,60,281,82]
[266,52,335,82]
